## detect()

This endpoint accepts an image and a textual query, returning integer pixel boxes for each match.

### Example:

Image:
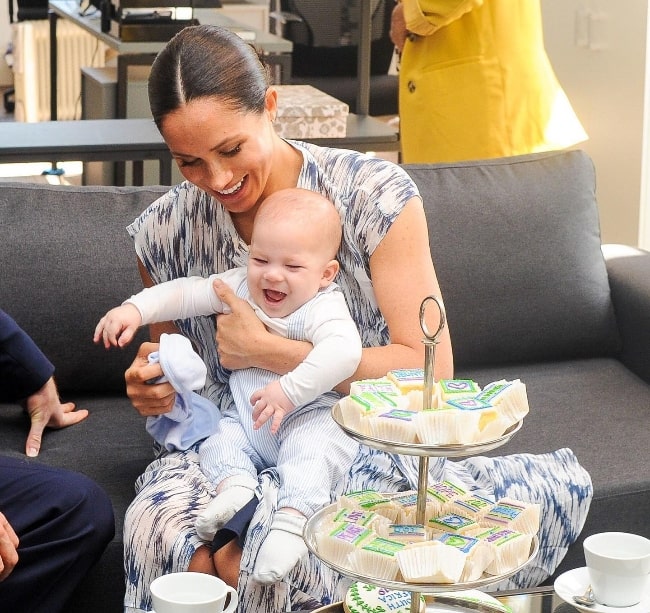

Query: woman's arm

[402,0,482,36]
[124,259,180,417]
[335,197,454,393]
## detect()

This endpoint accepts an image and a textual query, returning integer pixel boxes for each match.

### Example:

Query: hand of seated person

[0,511,19,581]
[22,376,88,457]
[251,380,295,434]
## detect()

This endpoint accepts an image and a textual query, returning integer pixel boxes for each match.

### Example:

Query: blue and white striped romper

[123,142,592,613]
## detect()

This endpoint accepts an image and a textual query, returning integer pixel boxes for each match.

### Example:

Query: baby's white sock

[252,511,307,584]
[195,475,257,541]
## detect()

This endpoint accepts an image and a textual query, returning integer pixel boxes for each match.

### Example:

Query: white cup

[150,572,238,613]
[583,532,650,607]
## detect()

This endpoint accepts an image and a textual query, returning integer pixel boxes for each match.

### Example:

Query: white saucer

[554,567,650,613]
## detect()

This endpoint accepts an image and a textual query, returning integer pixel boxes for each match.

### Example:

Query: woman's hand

[125,342,176,416]
[390,2,408,52]
[213,279,267,371]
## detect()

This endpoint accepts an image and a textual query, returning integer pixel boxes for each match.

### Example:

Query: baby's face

[247,220,336,318]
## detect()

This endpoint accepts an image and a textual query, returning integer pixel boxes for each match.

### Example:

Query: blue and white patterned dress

[123,142,592,613]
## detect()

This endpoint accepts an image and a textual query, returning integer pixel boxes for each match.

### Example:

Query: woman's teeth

[218,178,244,195]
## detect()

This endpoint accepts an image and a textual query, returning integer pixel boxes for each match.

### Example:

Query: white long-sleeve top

[126,267,362,408]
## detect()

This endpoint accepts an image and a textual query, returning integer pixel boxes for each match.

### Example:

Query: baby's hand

[93,304,142,349]
[251,380,295,434]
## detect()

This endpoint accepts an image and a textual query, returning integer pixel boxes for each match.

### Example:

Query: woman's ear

[320,259,340,287]
[265,87,279,122]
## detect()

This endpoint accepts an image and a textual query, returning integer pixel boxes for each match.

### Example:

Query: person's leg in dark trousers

[0,455,115,613]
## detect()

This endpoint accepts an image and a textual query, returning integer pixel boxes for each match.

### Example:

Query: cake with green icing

[343,582,425,613]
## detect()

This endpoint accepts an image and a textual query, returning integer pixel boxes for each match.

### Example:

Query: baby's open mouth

[264,289,286,303]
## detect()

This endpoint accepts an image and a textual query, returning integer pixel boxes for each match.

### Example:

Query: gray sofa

[1,149,648,612]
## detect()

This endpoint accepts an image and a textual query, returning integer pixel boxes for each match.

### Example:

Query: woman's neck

[232,139,303,243]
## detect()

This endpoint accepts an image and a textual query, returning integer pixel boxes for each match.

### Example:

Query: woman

[122,25,591,613]
[390,0,588,163]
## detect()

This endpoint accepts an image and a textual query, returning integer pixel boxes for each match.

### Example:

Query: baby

[94,187,362,583]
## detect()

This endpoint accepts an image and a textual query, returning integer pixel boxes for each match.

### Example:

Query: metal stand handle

[411,295,446,613]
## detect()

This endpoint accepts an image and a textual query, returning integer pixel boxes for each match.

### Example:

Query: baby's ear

[320,259,340,287]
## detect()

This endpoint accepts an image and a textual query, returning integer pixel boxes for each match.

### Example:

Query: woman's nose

[205,162,234,191]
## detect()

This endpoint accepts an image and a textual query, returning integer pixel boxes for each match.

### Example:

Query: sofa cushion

[0,182,169,394]
[403,150,620,369]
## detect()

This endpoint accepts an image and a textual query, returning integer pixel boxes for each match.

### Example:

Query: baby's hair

[256,189,342,259]
[148,25,271,129]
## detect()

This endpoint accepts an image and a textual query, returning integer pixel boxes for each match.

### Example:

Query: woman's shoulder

[291,141,419,202]
[295,141,408,175]
[127,182,215,240]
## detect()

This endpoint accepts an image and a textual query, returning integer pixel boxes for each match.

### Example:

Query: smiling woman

[119,23,590,613]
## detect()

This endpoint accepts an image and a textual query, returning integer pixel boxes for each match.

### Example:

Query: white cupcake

[476,379,529,427]
[476,527,534,575]
[367,409,418,443]
[347,536,405,581]
[414,408,460,444]
[396,540,466,583]
[482,498,540,535]
[435,533,495,582]
[328,507,391,533]
[426,480,469,517]
[428,513,483,538]
[315,521,375,567]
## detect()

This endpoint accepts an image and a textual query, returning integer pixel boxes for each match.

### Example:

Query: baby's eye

[252,257,268,265]
[286,264,302,270]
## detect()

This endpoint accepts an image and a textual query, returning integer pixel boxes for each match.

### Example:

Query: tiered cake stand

[304,296,538,613]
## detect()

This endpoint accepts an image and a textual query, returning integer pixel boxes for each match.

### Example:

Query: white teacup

[583,532,650,607]
[150,572,238,613]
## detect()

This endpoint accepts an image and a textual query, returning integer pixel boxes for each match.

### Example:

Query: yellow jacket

[399,0,587,163]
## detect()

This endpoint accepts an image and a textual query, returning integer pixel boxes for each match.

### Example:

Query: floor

[0,86,82,184]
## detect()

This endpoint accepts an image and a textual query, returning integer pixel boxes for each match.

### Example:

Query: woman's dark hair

[148,25,271,128]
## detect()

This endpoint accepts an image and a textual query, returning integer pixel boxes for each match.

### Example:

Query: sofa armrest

[603,244,650,383]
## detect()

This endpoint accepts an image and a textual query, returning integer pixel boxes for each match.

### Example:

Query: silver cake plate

[304,502,539,594]
[331,402,523,458]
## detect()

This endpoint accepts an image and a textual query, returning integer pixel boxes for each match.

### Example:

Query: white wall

[0,1,13,85]
[541,0,648,246]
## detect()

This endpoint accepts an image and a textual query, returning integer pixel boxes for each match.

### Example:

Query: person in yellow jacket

[390,0,587,163]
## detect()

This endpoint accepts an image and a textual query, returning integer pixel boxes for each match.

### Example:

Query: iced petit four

[477,527,534,575]
[396,540,467,583]
[315,521,375,566]
[426,480,468,516]
[347,536,405,580]
[435,533,495,582]
[482,498,540,535]
[428,513,482,538]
